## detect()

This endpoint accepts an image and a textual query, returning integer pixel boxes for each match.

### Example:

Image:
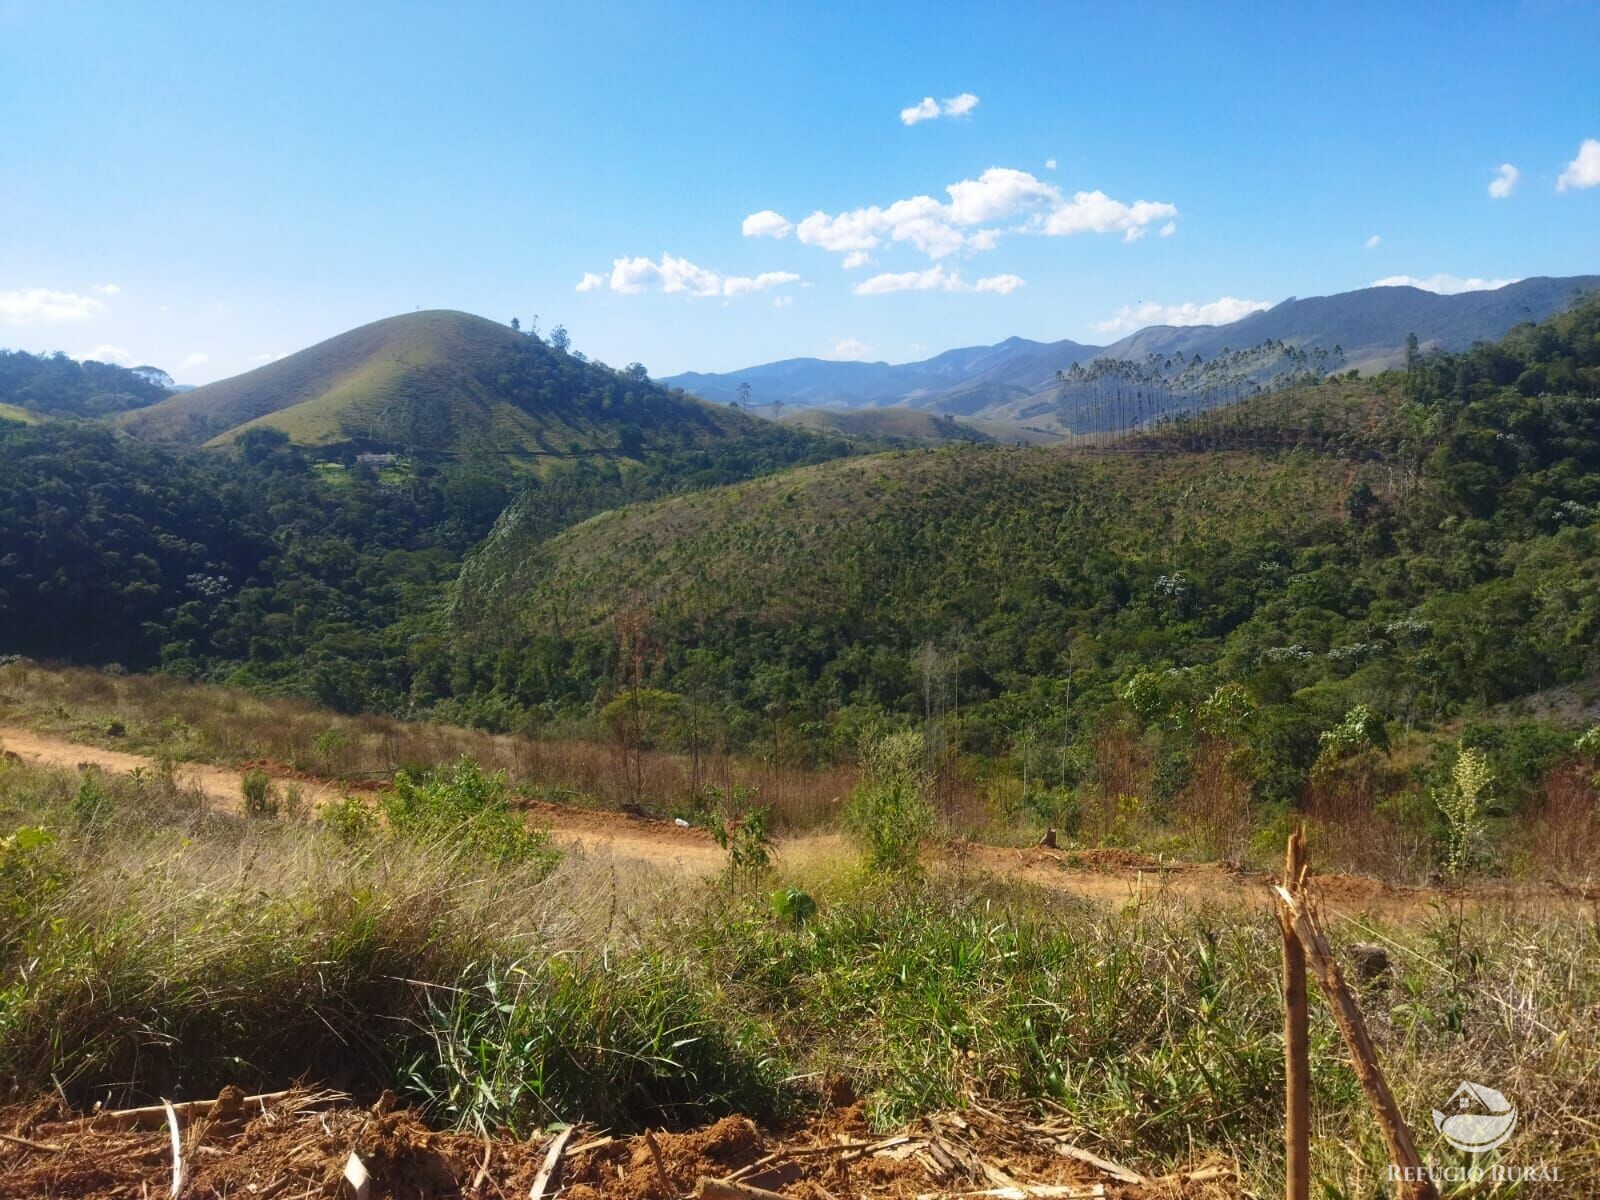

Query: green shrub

[240,768,279,818]
[71,770,113,826]
[846,731,934,873]
[385,756,557,870]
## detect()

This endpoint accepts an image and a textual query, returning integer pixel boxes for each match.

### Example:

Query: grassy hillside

[119,309,778,461]
[780,406,993,444]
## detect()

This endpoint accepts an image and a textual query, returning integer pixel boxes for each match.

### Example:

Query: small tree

[1435,744,1492,878]
[736,381,752,408]
[846,730,934,873]
[549,324,571,354]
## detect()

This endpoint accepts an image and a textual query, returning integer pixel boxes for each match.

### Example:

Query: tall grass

[2,754,1598,1186]
[0,661,857,828]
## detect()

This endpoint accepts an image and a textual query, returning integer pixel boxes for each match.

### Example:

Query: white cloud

[900,93,978,125]
[947,166,1057,223]
[93,283,121,296]
[0,288,107,324]
[741,209,793,239]
[841,250,873,270]
[1371,273,1519,295]
[180,352,209,369]
[974,273,1026,295]
[73,344,135,366]
[942,92,978,118]
[852,266,1026,296]
[576,272,604,292]
[1159,221,1178,238]
[1557,138,1600,191]
[773,295,793,309]
[1364,234,1382,249]
[1044,158,1057,170]
[250,351,288,364]
[1095,296,1272,336]
[592,254,801,298]
[1488,163,1520,199]
[1037,190,1179,242]
[827,337,873,360]
[785,167,1178,264]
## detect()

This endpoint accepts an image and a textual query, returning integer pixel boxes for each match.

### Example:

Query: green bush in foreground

[846,730,935,872]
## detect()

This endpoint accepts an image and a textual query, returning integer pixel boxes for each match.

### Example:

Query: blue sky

[2,1,1598,384]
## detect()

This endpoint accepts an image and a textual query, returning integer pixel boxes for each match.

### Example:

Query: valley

[4,264,1600,1198]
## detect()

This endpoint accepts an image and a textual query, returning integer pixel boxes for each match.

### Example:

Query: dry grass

[0,662,856,830]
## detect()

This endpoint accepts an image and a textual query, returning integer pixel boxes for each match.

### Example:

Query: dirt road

[3,723,1590,920]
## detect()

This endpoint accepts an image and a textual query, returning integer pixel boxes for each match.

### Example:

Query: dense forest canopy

[0,349,173,417]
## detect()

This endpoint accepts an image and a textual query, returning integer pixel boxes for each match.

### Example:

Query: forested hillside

[0,416,852,709]
[0,349,172,417]
[453,301,1600,793]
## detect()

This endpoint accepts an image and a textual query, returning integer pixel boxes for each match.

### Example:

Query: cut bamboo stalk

[162,1100,184,1199]
[529,1126,576,1200]
[1274,883,1438,1200]
[697,1177,791,1200]
[645,1129,672,1193]
[1281,829,1310,1200]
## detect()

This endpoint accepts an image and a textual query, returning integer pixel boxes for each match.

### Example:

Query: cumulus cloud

[180,352,209,369]
[741,209,793,239]
[1044,158,1057,170]
[773,295,793,309]
[852,266,1025,296]
[73,344,135,366]
[1365,234,1382,249]
[589,254,801,299]
[250,351,288,364]
[93,283,121,296]
[1095,296,1272,336]
[827,337,873,360]
[841,250,873,269]
[942,92,978,118]
[0,288,107,324]
[1557,138,1600,191]
[900,92,978,125]
[1488,163,1520,199]
[576,272,604,292]
[784,167,1177,264]
[1037,190,1180,242]
[1371,273,1519,294]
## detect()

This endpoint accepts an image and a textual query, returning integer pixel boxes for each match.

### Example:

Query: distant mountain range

[664,276,1600,421]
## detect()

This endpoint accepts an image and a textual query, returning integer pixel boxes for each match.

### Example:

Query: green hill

[452,299,1600,768]
[119,309,774,461]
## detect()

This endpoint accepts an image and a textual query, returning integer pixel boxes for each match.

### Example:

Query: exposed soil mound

[0,1089,1236,1200]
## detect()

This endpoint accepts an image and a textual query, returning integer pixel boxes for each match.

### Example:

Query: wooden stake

[1280,829,1310,1200]
[1275,882,1438,1200]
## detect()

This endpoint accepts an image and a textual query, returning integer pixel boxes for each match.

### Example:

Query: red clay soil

[0,1089,1236,1200]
